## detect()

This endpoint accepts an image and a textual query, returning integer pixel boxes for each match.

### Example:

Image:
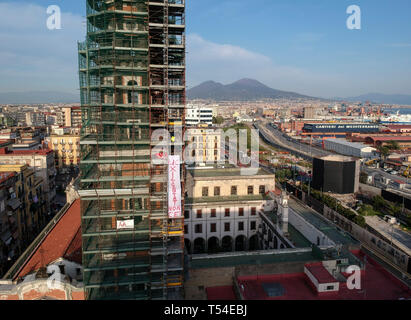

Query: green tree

[276,169,293,182]
[358,204,381,217]
[377,145,390,162]
[386,140,400,151]
[354,215,366,227]
[212,116,224,125]
[372,195,386,212]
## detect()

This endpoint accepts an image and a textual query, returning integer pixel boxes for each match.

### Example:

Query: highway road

[254,120,333,160]
[255,120,411,184]
[250,119,411,191]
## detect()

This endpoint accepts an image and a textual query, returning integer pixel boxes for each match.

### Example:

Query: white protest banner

[168,155,182,218]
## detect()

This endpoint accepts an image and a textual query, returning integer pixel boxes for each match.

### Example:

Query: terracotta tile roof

[0,172,15,184]
[369,136,411,142]
[63,227,82,264]
[16,199,81,279]
[0,148,53,156]
[385,125,411,129]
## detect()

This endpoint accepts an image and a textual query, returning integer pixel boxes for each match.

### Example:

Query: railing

[361,245,411,289]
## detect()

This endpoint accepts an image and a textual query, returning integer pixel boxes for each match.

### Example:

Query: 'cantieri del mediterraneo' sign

[168,155,182,218]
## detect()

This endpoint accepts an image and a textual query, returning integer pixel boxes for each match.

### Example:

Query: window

[210,223,217,233]
[211,209,217,218]
[238,222,244,231]
[214,187,220,196]
[225,208,230,217]
[250,221,256,230]
[195,224,202,233]
[239,208,244,216]
[259,185,266,194]
[224,223,230,232]
[202,187,209,197]
[184,211,190,219]
[251,207,257,216]
[231,186,237,195]
[248,186,254,195]
[196,210,202,219]
[184,225,188,234]
[326,286,335,291]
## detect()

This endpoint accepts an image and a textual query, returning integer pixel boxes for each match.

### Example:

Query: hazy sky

[1,0,411,98]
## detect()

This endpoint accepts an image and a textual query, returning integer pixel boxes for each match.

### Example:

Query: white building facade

[324,138,377,158]
[184,167,275,254]
[185,105,213,127]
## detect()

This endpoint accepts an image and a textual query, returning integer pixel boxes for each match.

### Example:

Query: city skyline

[0,0,410,304]
[0,0,410,99]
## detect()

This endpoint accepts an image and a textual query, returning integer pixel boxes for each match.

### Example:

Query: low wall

[185,258,317,300]
[289,208,335,247]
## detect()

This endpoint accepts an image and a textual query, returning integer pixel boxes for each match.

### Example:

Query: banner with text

[168,155,182,218]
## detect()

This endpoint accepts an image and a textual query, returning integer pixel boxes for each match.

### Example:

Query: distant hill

[344,93,411,106]
[187,78,315,101]
[0,91,80,104]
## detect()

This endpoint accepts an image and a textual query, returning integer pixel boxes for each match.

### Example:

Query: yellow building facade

[48,135,80,169]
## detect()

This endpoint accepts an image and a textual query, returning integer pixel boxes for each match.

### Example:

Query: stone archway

[221,236,233,252]
[249,235,259,251]
[184,239,192,254]
[193,238,206,254]
[207,237,219,253]
[235,235,246,251]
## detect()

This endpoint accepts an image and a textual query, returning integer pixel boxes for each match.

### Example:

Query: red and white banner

[168,155,182,218]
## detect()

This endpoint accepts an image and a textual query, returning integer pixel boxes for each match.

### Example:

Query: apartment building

[0,172,20,276]
[186,105,213,126]
[0,165,47,277]
[186,128,222,164]
[47,134,80,170]
[0,148,56,215]
[57,107,82,128]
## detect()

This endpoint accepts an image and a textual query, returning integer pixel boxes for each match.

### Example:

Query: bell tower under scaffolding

[78,0,186,300]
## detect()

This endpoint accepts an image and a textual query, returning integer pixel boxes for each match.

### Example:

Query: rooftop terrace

[188,166,273,178]
[234,250,411,300]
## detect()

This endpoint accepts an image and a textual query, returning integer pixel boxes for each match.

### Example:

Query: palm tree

[377,145,390,163]
[386,140,400,151]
